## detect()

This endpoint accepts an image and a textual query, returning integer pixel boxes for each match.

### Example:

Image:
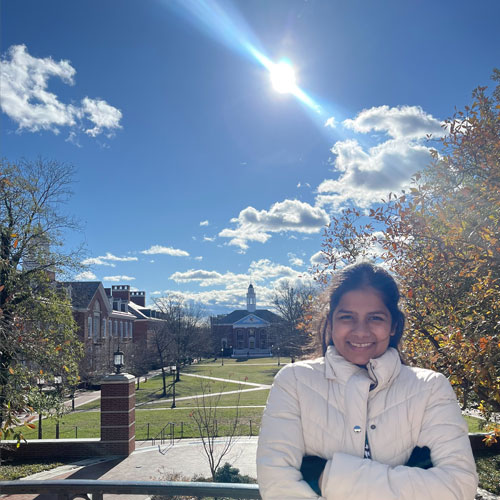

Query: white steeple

[246,284,256,312]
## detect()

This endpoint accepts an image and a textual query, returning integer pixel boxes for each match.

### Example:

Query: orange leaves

[479,336,491,351]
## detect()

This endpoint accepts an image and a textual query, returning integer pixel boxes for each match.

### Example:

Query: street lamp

[221,347,224,366]
[36,377,44,440]
[54,376,62,439]
[171,365,177,409]
[114,349,124,374]
[277,346,281,366]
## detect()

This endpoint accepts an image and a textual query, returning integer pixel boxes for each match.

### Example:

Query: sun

[270,60,297,94]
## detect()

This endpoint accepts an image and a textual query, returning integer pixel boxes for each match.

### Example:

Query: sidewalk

[4,437,259,500]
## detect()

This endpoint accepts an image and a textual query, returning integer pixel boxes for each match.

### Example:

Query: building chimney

[130,291,146,307]
[112,285,131,302]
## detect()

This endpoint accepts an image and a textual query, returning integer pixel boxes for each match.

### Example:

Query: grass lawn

[183,361,283,386]
[16,407,264,441]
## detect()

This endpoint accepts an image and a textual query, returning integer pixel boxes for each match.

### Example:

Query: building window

[93,302,101,339]
[260,333,267,349]
[114,320,118,337]
[109,319,112,337]
[237,330,245,349]
[102,318,107,339]
[87,317,92,339]
[129,322,133,340]
[120,321,123,338]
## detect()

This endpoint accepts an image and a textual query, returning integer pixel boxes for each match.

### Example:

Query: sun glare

[270,60,296,94]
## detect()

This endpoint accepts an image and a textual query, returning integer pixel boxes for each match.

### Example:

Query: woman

[256,262,477,499]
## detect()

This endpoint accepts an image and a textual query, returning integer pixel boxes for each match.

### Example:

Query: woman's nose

[352,320,371,336]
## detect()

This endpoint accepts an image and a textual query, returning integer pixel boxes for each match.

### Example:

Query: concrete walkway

[4,437,499,500]
[4,437,259,500]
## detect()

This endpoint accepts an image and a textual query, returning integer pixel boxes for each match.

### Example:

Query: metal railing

[0,479,262,499]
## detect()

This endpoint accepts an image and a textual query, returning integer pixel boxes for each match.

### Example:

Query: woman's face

[330,287,395,365]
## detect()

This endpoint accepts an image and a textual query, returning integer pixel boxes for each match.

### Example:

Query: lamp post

[113,349,124,374]
[36,378,44,440]
[277,346,281,366]
[221,347,224,366]
[54,375,62,439]
[171,365,177,409]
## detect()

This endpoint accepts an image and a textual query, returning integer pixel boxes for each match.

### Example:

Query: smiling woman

[257,262,478,500]
[270,60,297,94]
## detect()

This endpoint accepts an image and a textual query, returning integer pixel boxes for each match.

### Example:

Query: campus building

[62,282,164,384]
[210,284,283,357]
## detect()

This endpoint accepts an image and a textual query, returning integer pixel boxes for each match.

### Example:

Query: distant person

[257,262,477,499]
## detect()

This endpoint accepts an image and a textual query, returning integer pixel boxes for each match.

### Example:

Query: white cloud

[81,257,116,267]
[100,252,137,262]
[170,259,305,292]
[219,199,329,250]
[74,270,97,281]
[324,116,336,128]
[141,245,190,257]
[170,269,224,284]
[163,256,318,312]
[316,138,432,209]
[194,256,203,261]
[343,105,444,140]
[81,252,137,267]
[102,275,136,282]
[0,44,122,138]
[310,251,326,266]
[203,236,216,242]
[81,97,122,137]
[200,220,209,226]
[288,253,304,267]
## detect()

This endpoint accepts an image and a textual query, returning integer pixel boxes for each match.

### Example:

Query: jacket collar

[324,346,401,391]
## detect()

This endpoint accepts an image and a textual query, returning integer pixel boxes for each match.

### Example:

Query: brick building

[63,282,164,384]
[210,284,283,357]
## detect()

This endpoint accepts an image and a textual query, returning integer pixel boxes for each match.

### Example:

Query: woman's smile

[330,287,395,365]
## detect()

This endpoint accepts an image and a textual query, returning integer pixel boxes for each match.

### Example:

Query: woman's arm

[257,365,323,500]
[320,373,478,500]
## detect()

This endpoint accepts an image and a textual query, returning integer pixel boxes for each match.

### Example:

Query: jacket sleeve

[320,373,478,500]
[257,365,323,500]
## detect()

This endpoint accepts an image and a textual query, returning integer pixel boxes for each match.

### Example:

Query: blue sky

[1,0,499,314]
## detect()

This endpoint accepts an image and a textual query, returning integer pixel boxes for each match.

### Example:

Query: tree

[316,72,500,424]
[190,378,242,481]
[153,296,207,379]
[271,281,316,359]
[150,295,207,396]
[0,158,83,431]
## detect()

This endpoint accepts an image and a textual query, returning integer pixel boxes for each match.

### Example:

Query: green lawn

[183,361,283,385]
[17,407,264,441]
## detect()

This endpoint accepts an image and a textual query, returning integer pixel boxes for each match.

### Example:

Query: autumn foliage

[316,71,500,440]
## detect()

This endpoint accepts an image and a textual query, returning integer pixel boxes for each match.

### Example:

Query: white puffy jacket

[257,346,478,500]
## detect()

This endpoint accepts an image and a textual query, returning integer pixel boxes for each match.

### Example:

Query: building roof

[61,281,101,309]
[213,309,282,325]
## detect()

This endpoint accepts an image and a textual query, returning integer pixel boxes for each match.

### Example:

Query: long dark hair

[316,262,405,356]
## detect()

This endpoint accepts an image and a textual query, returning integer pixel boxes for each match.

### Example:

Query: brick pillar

[100,373,135,456]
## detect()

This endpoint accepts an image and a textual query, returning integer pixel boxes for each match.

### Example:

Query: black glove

[405,446,433,469]
[300,455,327,495]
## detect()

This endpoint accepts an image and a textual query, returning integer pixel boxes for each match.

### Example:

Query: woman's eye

[338,315,352,321]
[370,316,385,322]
